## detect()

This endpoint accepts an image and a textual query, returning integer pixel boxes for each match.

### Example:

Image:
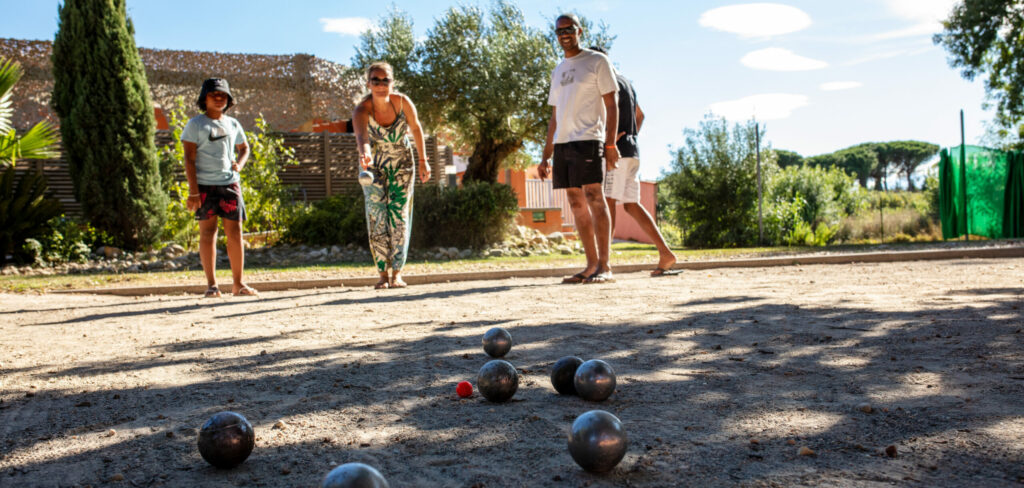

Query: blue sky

[2,0,989,180]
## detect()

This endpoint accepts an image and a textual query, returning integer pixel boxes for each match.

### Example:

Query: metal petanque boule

[358,169,375,186]
[574,359,616,402]
[477,359,519,402]
[567,410,628,473]
[551,356,584,395]
[482,327,512,358]
[197,411,255,469]
[322,462,390,488]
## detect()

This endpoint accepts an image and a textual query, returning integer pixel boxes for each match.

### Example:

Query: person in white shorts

[591,47,678,276]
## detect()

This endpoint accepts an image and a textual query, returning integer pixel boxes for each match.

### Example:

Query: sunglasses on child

[369,77,393,86]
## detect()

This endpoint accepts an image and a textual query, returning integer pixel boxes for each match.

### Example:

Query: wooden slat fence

[11,131,451,216]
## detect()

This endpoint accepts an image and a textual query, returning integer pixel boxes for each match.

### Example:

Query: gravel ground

[1,257,1022,487]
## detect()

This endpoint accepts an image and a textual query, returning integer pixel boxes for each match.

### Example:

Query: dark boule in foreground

[574,359,616,402]
[477,359,519,402]
[551,356,584,395]
[322,463,390,488]
[568,410,628,473]
[197,411,255,469]
[482,327,512,358]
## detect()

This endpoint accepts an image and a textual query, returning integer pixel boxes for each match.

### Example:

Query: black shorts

[552,140,604,189]
[196,182,246,221]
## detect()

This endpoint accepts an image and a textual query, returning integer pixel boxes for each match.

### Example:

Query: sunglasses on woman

[369,77,393,86]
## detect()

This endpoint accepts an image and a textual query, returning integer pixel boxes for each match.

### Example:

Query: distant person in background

[539,13,619,284]
[352,61,431,289]
[182,78,257,298]
[590,47,677,276]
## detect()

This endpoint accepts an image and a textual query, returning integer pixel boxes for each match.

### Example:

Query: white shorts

[603,157,640,203]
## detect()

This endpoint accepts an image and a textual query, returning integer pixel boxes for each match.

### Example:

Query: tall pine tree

[52,0,166,250]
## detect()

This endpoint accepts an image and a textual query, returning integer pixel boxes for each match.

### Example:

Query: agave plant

[0,56,59,166]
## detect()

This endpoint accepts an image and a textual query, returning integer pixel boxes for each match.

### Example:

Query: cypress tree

[52,0,166,250]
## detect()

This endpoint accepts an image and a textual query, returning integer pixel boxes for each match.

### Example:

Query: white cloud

[741,48,827,71]
[861,0,958,42]
[709,93,809,121]
[699,3,812,38]
[320,17,374,36]
[820,81,863,91]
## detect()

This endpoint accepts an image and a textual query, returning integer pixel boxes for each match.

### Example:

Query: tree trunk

[463,137,520,184]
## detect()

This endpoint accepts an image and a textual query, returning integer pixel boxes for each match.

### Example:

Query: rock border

[53,245,1024,296]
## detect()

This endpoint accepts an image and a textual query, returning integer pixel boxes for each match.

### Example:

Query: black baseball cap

[197,78,234,111]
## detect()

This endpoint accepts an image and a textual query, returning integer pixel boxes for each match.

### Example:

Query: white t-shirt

[547,49,618,144]
[180,114,247,186]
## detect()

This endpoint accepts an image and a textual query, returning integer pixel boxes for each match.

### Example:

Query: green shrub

[411,181,518,249]
[283,193,367,247]
[0,167,62,265]
[36,215,109,263]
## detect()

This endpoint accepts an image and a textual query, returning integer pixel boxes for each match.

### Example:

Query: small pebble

[110,473,124,481]
[273,420,287,430]
[885,445,898,457]
[856,402,873,414]
[787,439,796,445]
[105,429,116,437]
[798,446,816,456]
[749,439,759,445]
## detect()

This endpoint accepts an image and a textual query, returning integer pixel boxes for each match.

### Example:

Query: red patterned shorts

[195,182,246,221]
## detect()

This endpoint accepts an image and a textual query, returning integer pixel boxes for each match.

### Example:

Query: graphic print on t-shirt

[208,126,228,142]
[560,69,575,86]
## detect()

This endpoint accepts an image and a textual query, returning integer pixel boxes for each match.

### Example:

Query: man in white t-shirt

[538,13,619,284]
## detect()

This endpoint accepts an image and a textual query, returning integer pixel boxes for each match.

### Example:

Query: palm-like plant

[0,57,59,166]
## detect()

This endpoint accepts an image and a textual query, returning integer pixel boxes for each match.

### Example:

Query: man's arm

[603,92,619,169]
[636,105,644,132]
[538,106,557,180]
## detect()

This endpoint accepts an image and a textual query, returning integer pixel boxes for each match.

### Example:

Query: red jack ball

[456,381,473,398]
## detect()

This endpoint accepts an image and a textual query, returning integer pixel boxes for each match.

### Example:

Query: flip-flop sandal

[374,280,390,290]
[234,286,259,297]
[650,268,683,277]
[561,272,588,284]
[584,269,615,284]
[204,286,221,298]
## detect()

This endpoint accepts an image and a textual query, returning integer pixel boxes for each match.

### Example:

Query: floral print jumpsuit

[363,101,416,272]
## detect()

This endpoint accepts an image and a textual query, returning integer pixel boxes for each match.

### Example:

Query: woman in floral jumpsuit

[351,62,431,289]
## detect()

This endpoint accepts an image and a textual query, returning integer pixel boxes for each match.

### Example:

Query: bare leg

[584,183,611,272]
[391,268,407,288]
[623,202,677,271]
[566,188,598,276]
[198,218,219,289]
[605,197,618,235]
[222,219,253,294]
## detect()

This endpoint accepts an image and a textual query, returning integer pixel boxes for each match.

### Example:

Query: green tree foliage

[806,141,937,190]
[354,2,589,182]
[877,140,939,190]
[52,0,166,250]
[661,116,773,248]
[773,149,803,168]
[0,58,58,166]
[935,1,1024,131]
[411,181,518,249]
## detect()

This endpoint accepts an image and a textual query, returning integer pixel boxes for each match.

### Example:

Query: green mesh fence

[939,145,1024,239]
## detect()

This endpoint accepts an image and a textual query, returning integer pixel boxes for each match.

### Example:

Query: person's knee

[584,187,606,205]
[199,225,218,240]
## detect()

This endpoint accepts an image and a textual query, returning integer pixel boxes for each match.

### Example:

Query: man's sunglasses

[369,77,393,86]
[555,26,577,36]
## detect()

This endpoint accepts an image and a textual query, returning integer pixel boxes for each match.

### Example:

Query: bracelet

[605,144,617,149]
[188,194,199,197]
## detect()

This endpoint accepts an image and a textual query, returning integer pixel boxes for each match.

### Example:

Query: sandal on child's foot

[204,286,221,298]
[233,285,259,297]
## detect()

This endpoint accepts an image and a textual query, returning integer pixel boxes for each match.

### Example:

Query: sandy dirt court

[1,258,1023,487]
